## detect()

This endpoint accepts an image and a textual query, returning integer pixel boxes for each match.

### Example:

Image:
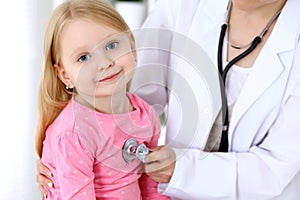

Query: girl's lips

[99,70,122,82]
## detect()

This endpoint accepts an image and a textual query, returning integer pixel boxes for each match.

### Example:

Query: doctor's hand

[36,159,54,199]
[144,145,176,183]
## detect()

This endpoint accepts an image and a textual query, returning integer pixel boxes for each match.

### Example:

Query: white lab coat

[130,0,300,199]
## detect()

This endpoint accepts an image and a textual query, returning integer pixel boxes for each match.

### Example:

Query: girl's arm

[44,131,96,200]
[139,173,170,200]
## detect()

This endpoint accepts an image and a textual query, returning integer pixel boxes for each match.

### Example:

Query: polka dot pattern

[41,94,169,199]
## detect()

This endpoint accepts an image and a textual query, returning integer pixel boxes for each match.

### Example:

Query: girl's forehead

[60,19,120,47]
[59,19,130,61]
[62,18,120,36]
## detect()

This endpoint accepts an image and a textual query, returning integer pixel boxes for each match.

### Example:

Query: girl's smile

[98,70,123,82]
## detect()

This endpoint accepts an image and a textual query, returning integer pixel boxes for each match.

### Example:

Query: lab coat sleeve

[159,149,237,200]
[159,101,300,200]
[158,47,300,199]
[130,0,177,111]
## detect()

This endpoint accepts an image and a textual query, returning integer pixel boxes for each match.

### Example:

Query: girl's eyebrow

[70,45,90,59]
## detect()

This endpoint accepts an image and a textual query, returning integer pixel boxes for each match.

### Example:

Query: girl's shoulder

[128,92,153,113]
[127,92,160,123]
[46,100,75,137]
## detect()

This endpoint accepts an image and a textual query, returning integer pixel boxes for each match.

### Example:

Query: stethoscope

[217,1,283,152]
[122,138,150,163]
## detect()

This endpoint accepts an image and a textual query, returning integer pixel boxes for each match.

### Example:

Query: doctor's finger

[36,172,53,188]
[39,185,48,199]
[148,145,165,152]
[36,159,52,178]
[144,161,162,173]
[144,159,172,173]
[145,162,175,183]
[146,172,171,183]
[145,146,175,163]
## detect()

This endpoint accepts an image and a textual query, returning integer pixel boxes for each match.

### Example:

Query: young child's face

[58,19,136,98]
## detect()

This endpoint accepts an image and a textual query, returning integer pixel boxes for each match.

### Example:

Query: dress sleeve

[139,173,170,200]
[54,131,96,200]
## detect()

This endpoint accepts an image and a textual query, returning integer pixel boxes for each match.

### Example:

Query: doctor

[37,0,300,199]
[136,0,300,199]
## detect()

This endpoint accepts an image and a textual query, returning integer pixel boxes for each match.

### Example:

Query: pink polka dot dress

[42,93,169,199]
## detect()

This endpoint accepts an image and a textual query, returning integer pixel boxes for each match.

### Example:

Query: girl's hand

[144,146,176,183]
[36,159,53,199]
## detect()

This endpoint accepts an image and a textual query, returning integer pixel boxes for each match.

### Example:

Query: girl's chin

[75,84,128,98]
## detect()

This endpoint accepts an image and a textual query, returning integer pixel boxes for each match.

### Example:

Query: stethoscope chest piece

[122,138,150,163]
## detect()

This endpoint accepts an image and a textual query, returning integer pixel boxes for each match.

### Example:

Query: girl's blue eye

[106,42,118,51]
[78,54,91,63]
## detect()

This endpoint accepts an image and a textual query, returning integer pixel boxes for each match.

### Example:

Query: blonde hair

[36,0,131,157]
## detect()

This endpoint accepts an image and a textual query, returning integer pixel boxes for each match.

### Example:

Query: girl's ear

[54,64,74,89]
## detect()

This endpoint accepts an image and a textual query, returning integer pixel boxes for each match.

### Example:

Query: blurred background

[0,0,156,199]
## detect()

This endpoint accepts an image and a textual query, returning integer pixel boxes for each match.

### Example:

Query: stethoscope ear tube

[217,24,262,152]
[217,23,230,152]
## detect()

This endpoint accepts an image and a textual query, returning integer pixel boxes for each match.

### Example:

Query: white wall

[0,1,51,199]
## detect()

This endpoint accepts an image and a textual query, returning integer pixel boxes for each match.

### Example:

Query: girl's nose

[97,59,115,71]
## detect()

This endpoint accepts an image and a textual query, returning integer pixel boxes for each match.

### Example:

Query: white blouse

[205,64,252,152]
[226,65,252,105]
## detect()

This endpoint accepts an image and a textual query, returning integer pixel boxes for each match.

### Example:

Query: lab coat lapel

[229,0,300,136]
[228,47,284,133]
[184,0,299,148]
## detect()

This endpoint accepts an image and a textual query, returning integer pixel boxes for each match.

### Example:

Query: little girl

[35,0,169,199]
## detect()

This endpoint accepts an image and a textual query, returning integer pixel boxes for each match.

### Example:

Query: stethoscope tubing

[217,14,263,152]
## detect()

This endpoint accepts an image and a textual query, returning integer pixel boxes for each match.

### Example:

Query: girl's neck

[74,91,133,114]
